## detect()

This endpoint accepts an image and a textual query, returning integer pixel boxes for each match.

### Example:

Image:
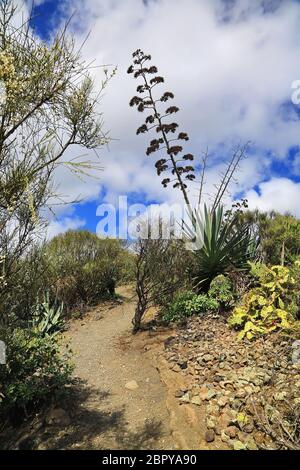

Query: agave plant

[32,292,64,337]
[184,205,258,290]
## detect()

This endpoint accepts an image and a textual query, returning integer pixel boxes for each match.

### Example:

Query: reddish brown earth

[3,286,298,450]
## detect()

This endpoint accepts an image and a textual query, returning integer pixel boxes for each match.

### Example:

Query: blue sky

[30,1,58,39]
[24,0,300,237]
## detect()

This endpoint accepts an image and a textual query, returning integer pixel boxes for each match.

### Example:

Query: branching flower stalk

[128,49,195,207]
[211,142,249,211]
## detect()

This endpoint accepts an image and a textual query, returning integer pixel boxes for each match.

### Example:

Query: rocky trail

[3,285,209,450]
[35,286,176,450]
[4,286,298,451]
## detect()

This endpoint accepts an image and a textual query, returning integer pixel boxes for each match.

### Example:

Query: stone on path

[205,429,215,443]
[125,380,139,391]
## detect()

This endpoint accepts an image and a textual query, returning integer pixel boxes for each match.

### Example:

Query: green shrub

[229,263,300,340]
[163,290,219,323]
[208,275,234,310]
[44,231,135,312]
[0,328,73,419]
[0,246,50,326]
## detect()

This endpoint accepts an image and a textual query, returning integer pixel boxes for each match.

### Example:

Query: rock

[243,422,254,434]
[175,390,185,398]
[221,430,230,442]
[179,392,191,403]
[233,440,246,451]
[206,416,217,429]
[274,391,287,401]
[178,360,188,370]
[172,364,182,373]
[213,375,224,383]
[45,407,71,426]
[236,389,247,399]
[254,431,265,446]
[37,442,49,451]
[219,411,232,429]
[191,395,202,406]
[203,354,214,362]
[226,426,237,439]
[245,437,258,450]
[125,380,139,391]
[244,385,254,395]
[207,389,217,400]
[199,386,209,401]
[205,429,215,443]
[206,404,220,416]
[218,396,229,408]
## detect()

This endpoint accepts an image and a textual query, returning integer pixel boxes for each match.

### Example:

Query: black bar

[0,450,299,466]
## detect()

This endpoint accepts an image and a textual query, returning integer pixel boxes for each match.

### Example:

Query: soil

[2,286,208,450]
[6,286,297,450]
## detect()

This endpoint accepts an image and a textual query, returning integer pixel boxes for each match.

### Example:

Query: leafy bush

[163,291,219,323]
[229,263,300,340]
[240,211,300,266]
[0,247,50,326]
[208,275,235,310]
[133,235,194,332]
[0,328,73,419]
[44,231,135,312]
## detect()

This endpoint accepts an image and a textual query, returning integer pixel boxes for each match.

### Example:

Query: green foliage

[0,246,50,325]
[0,327,73,418]
[184,205,257,289]
[44,231,135,312]
[229,263,300,340]
[163,290,219,323]
[32,292,64,337]
[240,211,300,266]
[208,275,235,309]
[0,0,113,327]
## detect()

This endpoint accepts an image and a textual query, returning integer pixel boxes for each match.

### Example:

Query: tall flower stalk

[128,49,195,207]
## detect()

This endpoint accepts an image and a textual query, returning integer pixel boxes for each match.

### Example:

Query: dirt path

[2,286,212,450]
[49,286,175,450]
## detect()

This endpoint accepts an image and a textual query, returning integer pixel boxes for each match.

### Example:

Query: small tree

[133,230,191,333]
[0,1,113,323]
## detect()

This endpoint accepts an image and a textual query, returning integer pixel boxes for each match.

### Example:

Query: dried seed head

[136,124,148,135]
[182,154,194,161]
[150,76,164,85]
[145,115,155,124]
[160,92,174,102]
[167,145,183,156]
[129,96,143,107]
[178,132,189,141]
[166,106,179,114]
[162,178,171,187]
[127,65,134,74]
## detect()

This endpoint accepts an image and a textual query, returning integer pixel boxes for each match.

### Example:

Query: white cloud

[19,0,300,220]
[246,177,300,217]
[46,216,86,239]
